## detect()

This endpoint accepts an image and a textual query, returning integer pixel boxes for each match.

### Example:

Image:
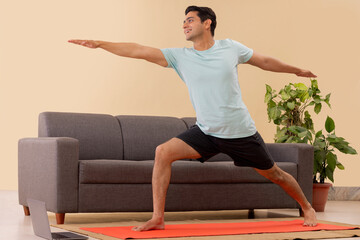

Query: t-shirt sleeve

[160,48,179,69]
[230,39,253,64]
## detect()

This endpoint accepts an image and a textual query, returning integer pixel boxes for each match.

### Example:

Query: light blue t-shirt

[161,39,257,138]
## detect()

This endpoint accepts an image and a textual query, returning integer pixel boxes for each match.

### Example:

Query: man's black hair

[185,6,217,36]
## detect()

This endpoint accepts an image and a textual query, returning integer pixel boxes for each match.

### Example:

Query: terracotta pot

[312,183,332,212]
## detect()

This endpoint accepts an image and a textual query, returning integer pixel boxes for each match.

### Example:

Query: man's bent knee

[154,138,201,164]
[155,144,174,164]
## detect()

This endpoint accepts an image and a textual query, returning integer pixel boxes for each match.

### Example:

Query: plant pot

[312,182,332,212]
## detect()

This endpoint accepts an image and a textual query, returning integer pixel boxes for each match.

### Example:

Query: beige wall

[1,0,359,190]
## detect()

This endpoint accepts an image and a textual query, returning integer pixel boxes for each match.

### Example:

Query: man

[69,5,317,231]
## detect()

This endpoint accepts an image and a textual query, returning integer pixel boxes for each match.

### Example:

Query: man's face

[183,11,207,41]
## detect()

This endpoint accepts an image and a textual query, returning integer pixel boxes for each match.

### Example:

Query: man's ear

[204,19,212,30]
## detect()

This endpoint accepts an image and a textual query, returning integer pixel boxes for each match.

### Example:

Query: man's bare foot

[132,218,165,232]
[303,207,317,227]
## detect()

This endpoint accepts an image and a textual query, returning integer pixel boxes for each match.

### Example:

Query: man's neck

[192,36,215,51]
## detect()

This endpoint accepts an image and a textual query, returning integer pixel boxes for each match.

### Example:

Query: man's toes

[303,222,317,227]
[132,226,141,232]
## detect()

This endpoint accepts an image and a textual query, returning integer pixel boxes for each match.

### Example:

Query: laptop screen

[27,198,53,240]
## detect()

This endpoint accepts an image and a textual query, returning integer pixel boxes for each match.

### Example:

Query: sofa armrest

[18,137,79,213]
[266,143,314,204]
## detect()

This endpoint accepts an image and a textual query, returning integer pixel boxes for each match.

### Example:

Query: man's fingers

[68,39,87,46]
[68,39,98,48]
[68,39,83,44]
[296,70,317,78]
[307,72,317,78]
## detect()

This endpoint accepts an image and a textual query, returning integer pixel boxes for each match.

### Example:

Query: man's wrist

[96,40,103,48]
[293,68,303,75]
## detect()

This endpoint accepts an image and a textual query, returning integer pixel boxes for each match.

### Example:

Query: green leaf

[295,126,307,132]
[325,93,331,108]
[288,126,298,134]
[278,105,286,111]
[303,111,314,130]
[314,149,326,163]
[314,160,321,176]
[287,101,295,110]
[265,92,272,103]
[325,116,335,133]
[280,90,290,100]
[336,162,345,170]
[313,96,321,104]
[294,83,308,91]
[300,92,310,102]
[267,99,276,108]
[275,127,287,139]
[298,130,308,138]
[266,84,272,93]
[274,118,282,125]
[289,90,297,98]
[326,152,337,171]
[306,131,313,143]
[314,103,322,114]
[276,135,289,143]
[340,146,358,155]
[308,89,313,97]
[311,79,318,89]
[285,84,292,94]
[325,166,334,183]
[327,134,337,139]
[315,130,323,138]
[308,101,315,106]
[269,107,281,120]
[315,140,326,149]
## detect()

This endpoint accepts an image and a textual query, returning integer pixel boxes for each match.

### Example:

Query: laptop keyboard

[52,232,69,239]
[51,231,87,240]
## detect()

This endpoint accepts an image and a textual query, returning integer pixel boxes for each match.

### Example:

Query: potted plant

[265,79,357,211]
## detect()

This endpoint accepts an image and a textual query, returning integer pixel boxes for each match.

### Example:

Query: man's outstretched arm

[68,40,168,67]
[246,51,317,78]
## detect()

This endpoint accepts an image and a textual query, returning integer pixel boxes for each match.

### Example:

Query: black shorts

[176,125,275,170]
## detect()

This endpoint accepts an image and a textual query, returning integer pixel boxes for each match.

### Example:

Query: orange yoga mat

[80,219,358,239]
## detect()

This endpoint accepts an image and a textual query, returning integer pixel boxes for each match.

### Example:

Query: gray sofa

[18,112,313,224]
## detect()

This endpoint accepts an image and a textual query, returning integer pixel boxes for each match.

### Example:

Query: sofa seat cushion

[79,160,297,184]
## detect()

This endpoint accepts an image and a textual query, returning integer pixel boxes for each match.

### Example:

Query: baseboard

[328,186,360,201]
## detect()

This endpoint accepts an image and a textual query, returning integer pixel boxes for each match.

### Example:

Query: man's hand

[68,39,100,49]
[295,69,317,78]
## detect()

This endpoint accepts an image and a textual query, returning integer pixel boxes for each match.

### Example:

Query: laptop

[27,198,88,240]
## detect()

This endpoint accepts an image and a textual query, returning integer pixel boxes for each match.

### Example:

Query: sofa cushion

[39,112,123,160]
[116,116,188,160]
[79,160,297,184]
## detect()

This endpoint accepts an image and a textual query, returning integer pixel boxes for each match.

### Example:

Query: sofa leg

[299,208,304,217]
[23,206,30,216]
[248,209,255,219]
[56,213,65,224]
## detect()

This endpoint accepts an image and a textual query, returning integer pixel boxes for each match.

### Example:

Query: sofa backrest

[116,115,188,160]
[39,112,124,160]
[38,112,233,161]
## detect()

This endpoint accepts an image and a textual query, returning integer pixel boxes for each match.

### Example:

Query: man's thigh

[218,131,274,170]
[175,125,219,162]
[158,137,202,161]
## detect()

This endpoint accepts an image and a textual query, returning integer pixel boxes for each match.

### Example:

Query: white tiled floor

[1,190,359,240]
